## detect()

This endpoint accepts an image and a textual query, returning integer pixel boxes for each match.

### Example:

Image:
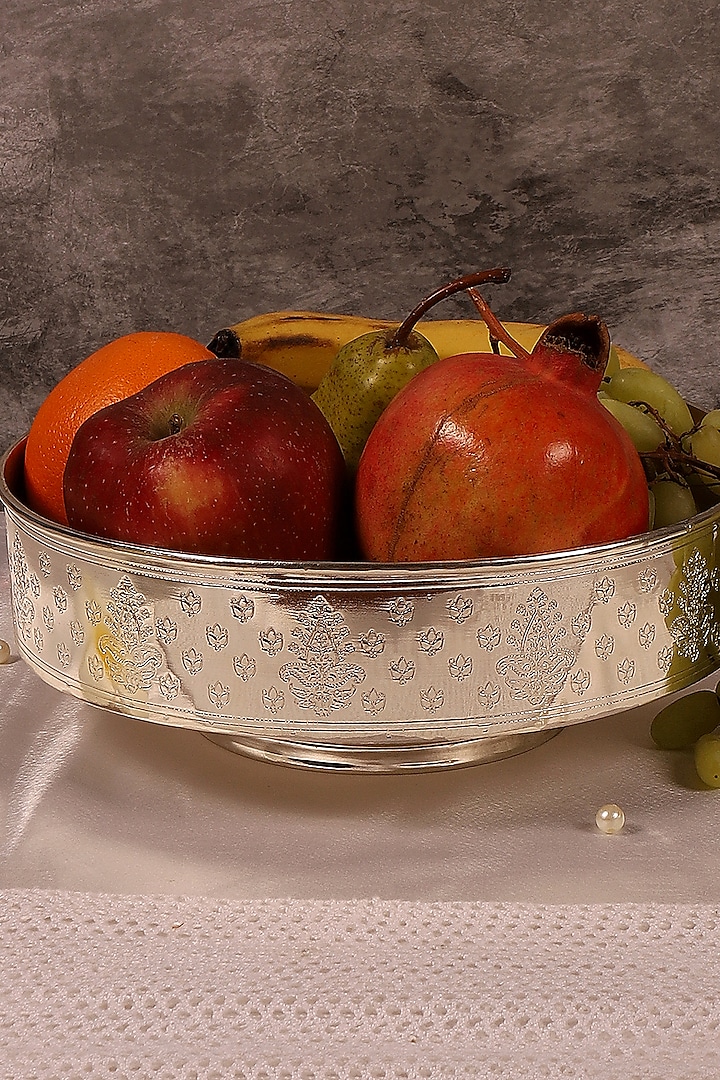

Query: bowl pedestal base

[204,727,560,773]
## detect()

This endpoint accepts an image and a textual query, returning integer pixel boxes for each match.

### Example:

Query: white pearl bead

[596,803,625,834]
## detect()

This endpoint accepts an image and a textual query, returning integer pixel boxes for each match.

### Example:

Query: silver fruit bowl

[3,435,720,772]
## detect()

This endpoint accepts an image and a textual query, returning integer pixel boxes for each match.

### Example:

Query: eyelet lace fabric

[1,892,719,1079]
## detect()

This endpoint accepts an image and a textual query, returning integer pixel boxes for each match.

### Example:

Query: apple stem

[168,413,185,436]
[466,287,532,362]
[390,267,511,348]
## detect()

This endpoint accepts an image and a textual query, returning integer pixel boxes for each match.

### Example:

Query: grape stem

[634,401,720,483]
[390,267,512,348]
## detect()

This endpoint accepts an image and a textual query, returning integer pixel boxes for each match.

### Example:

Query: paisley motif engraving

[279,596,365,715]
[638,622,656,649]
[8,535,35,642]
[667,549,720,661]
[496,587,576,706]
[96,577,163,692]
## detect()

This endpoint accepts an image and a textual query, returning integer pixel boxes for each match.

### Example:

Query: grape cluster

[650,688,720,788]
[599,350,720,529]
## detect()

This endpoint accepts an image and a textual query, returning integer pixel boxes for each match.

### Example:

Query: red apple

[355,316,650,562]
[63,358,348,560]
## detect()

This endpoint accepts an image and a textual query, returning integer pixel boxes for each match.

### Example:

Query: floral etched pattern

[496,588,576,706]
[279,596,365,715]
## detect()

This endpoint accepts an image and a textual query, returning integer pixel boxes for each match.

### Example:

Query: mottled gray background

[2,0,720,451]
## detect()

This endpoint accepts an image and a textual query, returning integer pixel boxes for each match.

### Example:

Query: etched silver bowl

[3,435,720,772]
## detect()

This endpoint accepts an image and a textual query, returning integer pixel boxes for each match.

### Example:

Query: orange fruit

[24,330,215,525]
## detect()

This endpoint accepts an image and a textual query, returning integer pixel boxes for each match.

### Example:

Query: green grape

[649,479,698,528]
[700,409,720,431]
[685,425,720,494]
[694,732,720,787]
[650,689,720,750]
[599,396,664,452]
[605,368,694,436]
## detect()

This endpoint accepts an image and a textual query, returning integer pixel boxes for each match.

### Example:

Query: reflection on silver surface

[3,436,720,771]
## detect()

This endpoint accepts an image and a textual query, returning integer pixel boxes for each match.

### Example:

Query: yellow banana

[215,310,645,392]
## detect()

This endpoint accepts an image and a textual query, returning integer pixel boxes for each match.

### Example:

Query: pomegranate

[355,296,650,562]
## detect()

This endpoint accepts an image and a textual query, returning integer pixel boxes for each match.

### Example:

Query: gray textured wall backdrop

[1,0,719,450]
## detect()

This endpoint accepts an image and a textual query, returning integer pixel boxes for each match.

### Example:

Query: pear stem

[390,267,512,348]
[466,287,532,362]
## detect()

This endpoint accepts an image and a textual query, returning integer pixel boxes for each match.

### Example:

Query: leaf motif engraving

[447,595,474,624]
[477,682,501,709]
[476,624,502,651]
[358,629,386,658]
[233,653,257,681]
[420,686,444,712]
[448,654,473,681]
[206,623,229,651]
[387,597,415,626]
[208,681,231,709]
[230,594,255,623]
[259,627,284,657]
[595,634,614,661]
[179,589,202,617]
[389,656,415,685]
[158,672,181,700]
[417,626,444,655]
[362,688,386,715]
[263,686,285,714]
[182,648,203,676]
[155,617,178,645]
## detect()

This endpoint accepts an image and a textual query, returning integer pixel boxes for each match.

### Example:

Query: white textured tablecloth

[2,535,720,1077]
[2,891,719,1079]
